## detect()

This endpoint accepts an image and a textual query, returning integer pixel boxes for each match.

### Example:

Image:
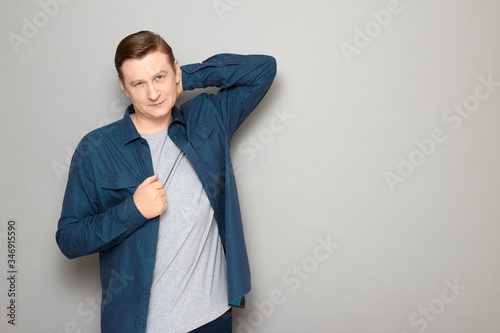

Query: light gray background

[1,0,499,332]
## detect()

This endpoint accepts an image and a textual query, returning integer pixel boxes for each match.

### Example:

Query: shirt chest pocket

[191,121,226,173]
[100,175,140,208]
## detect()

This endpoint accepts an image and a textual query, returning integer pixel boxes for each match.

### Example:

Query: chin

[145,104,167,113]
[154,108,172,119]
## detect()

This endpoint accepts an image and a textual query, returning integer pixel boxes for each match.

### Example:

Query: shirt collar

[120,104,185,145]
[171,105,185,125]
[121,104,141,145]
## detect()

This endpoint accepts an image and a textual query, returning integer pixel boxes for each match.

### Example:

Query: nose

[147,84,160,100]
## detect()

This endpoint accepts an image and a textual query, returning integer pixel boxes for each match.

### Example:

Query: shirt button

[140,139,146,144]
[145,154,150,158]
[143,289,148,294]
[139,324,144,329]
[148,254,153,258]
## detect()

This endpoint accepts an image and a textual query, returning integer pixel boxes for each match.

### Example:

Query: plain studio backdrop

[1,0,499,332]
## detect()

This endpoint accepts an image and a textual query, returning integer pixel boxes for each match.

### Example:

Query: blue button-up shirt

[56,54,276,332]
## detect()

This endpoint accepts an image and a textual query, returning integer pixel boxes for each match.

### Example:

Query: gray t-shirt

[141,127,229,333]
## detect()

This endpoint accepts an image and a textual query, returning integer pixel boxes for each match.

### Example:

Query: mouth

[150,100,165,107]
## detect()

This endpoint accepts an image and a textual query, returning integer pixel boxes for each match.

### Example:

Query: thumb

[140,173,158,186]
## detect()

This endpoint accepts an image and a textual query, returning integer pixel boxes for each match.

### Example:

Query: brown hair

[114,30,175,81]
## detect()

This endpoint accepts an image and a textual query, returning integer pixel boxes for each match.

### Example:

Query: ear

[174,60,183,98]
[174,59,181,83]
[118,77,130,97]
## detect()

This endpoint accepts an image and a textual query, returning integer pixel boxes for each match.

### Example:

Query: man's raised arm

[181,54,277,137]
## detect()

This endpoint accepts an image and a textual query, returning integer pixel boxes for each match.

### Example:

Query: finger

[140,174,159,186]
[151,181,165,189]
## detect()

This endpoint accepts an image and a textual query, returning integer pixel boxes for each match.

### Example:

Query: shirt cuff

[115,195,149,229]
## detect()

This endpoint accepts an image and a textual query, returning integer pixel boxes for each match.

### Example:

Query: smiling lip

[150,101,165,107]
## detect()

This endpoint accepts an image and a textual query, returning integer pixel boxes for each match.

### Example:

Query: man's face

[119,50,181,128]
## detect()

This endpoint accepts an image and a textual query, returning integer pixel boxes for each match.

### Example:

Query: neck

[130,113,172,134]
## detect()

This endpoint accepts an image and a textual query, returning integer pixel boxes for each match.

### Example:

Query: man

[56,30,276,332]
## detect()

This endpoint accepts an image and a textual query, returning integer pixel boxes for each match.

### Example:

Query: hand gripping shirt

[56,54,277,333]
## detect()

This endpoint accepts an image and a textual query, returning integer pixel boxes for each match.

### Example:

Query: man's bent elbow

[55,229,81,260]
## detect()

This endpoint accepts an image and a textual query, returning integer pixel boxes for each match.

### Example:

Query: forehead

[121,50,173,81]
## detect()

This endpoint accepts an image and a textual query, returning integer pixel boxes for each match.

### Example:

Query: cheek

[168,80,178,94]
[160,86,173,98]
[130,91,146,102]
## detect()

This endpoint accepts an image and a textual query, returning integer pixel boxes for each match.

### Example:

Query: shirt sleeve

[181,54,277,138]
[55,135,148,259]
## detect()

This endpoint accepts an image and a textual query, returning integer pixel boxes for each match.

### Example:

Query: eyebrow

[129,70,168,86]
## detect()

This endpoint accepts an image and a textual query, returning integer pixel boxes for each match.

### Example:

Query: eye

[156,75,164,80]
[134,82,143,87]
